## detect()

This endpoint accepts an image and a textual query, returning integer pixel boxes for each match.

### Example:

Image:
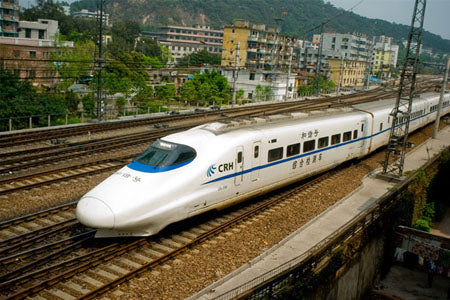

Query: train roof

[197,106,358,135]
[197,92,442,136]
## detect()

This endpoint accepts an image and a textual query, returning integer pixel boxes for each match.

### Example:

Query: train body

[76,93,450,237]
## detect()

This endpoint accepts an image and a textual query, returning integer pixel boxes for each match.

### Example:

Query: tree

[65,91,80,113]
[135,37,162,58]
[109,20,142,54]
[52,40,95,91]
[82,94,95,115]
[155,84,175,101]
[177,49,221,67]
[255,84,264,101]
[0,68,67,129]
[133,85,154,106]
[180,80,197,101]
[179,70,231,105]
[115,96,128,113]
[236,89,245,100]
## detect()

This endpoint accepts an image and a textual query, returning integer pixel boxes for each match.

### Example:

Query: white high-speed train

[76,92,450,237]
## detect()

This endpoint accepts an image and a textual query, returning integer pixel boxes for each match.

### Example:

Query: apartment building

[0,37,73,87]
[0,17,73,88]
[328,58,366,87]
[317,31,371,61]
[143,25,223,64]
[0,0,19,37]
[221,20,297,71]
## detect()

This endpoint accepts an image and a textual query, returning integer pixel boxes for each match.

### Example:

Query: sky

[326,0,450,40]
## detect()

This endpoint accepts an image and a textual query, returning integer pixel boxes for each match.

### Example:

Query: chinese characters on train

[114,171,141,183]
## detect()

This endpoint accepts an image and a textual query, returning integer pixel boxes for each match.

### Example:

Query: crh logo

[207,164,216,177]
[207,162,234,177]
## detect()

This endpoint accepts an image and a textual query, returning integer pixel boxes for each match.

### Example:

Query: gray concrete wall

[308,236,385,300]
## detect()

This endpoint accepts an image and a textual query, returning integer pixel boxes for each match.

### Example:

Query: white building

[374,35,399,67]
[222,69,296,101]
[73,9,110,26]
[18,19,59,40]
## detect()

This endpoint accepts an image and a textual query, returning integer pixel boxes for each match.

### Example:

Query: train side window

[303,140,315,153]
[286,143,300,157]
[332,133,342,144]
[353,130,358,139]
[318,137,329,149]
[379,123,383,131]
[237,151,243,163]
[254,145,259,158]
[268,147,283,162]
[342,132,351,142]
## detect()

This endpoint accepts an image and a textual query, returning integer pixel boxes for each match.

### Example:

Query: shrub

[412,219,431,232]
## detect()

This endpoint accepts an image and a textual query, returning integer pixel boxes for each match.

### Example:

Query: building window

[29,51,36,58]
[29,70,36,78]
[13,50,20,57]
[25,28,31,38]
[248,92,253,99]
[38,29,45,39]
[249,72,255,80]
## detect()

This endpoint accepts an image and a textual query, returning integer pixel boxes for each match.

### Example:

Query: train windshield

[135,140,196,167]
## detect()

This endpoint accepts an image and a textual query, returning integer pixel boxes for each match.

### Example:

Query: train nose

[76,196,115,229]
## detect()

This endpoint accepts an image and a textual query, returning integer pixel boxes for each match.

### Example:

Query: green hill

[71,0,450,54]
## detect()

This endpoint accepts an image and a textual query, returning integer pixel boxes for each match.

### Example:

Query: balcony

[1,24,17,32]
[3,14,18,22]
[1,1,19,10]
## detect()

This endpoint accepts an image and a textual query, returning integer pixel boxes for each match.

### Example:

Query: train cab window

[353,130,358,139]
[331,134,341,145]
[136,140,196,167]
[237,151,243,163]
[342,132,351,142]
[318,137,329,149]
[254,146,259,158]
[379,123,383,131]
[361,124,365,132]
[268,147,283,162]
[287,143,300,157]
[303,140,315,153]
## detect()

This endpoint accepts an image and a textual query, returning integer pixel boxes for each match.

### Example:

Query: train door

[359,119,369,156]
[234,146,244,186]
[250,142,261,182]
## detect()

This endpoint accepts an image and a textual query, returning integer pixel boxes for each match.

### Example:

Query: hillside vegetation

[70,0,450,54]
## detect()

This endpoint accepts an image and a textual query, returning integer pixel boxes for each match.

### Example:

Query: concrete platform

[189,126,450,300]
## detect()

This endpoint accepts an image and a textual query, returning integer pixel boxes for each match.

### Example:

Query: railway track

[0,163,347,300]
[0,86,396,149]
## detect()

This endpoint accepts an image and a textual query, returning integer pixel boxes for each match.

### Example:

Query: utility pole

[337,54,344,95]
[96,0,105,121]
[432,57,450,138]
[232,42,240,107]
[315,23,324,95]
[284,47,293,101]
[382,0,427,178]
